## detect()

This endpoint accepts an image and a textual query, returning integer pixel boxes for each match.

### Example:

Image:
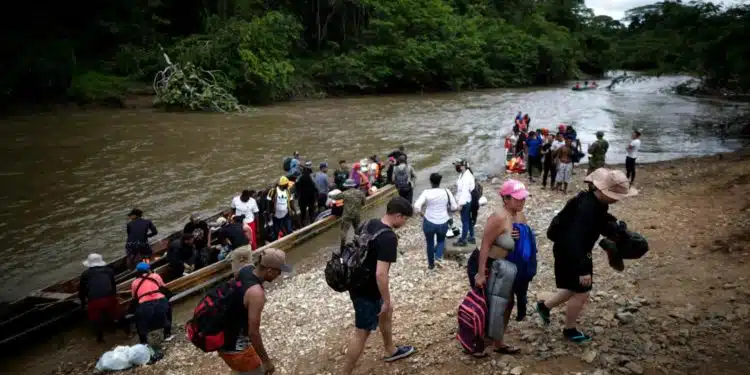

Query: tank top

[224,266,264,350]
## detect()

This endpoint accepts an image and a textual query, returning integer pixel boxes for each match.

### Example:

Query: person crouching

[130,262,173,345]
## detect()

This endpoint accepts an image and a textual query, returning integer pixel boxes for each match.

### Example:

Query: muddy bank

[52,152,750,375]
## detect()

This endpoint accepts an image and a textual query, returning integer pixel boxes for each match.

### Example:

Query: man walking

[536,169,637,343]
[625,129,642,185]
[343,197,415,374]
[587,131,609,175]
[219,247,292,375]
[392,155,416,203]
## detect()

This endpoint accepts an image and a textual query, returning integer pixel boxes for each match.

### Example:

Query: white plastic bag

[95,346,131,371]
[478,196,488,206]
[127,344,152,366]
[95,344,152,371]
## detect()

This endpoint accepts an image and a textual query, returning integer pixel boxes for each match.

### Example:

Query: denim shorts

[351,297,383,331]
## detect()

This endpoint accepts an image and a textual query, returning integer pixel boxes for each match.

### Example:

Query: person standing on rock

[536,168,637,343]
[587,131,609,175]
[413,172,459,269]
[79,253,118,343]
[392,155,416,203]
[343,197,415,374]
[219,247,291,375]
[625,129,642,186]
[467,179,529,355]
[541,133,558,189]
[554,137,575,193]
[525,131,543,183]
[453,159,476,247]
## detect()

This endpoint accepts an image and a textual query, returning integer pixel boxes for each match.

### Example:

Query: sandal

[493,345,521,355]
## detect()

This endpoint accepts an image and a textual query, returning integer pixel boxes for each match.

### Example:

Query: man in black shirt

[536,169,637,343]
[125,208,158,268]
[343,197,415,374]
[167,232,196,280]
[387,145,407,164]
[184,214,211,268]
[79,253,117,342]
[218,215,251,251]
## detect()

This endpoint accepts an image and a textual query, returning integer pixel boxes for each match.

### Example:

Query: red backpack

[456,287,487,354]
[185,279,243,352]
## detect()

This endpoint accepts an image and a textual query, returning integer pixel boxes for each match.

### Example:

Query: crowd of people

[77,127,648,374]
[505,112,644,193]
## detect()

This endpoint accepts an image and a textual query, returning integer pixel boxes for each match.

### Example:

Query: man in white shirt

[231,190,260,249]
[625,129,642,186]
[452,159,476,247]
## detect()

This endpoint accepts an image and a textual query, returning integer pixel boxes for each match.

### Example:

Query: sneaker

[384,345,416,362]
[435,258,445,268]
[563,328,592,343]
[164,334,175,342]
[535,301,551,325]
[453,240,467,247]
[467,238,476,244]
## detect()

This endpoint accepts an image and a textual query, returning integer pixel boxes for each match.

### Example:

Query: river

[0,75,746,300]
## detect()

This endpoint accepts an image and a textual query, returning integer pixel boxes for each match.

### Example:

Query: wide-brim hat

[83,253,106,267]
[585,168,638,201]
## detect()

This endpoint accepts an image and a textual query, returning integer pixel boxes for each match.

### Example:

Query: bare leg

[564,292,590,329]
[343,329,371,375]
[379,311,397,356]
[544,289,575,309]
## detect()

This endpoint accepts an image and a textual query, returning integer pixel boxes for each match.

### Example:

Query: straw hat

[82,253,106,267]
[584,168,638,201]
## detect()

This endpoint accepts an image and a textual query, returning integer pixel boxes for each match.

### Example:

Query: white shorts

[556,162,573,183]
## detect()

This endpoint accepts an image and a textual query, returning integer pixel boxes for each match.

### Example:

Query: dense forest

[1,0,748,109]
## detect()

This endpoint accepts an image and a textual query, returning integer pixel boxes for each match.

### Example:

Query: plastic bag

[95,346,131,371]
[127,344,152,366]
[95,344,152,371]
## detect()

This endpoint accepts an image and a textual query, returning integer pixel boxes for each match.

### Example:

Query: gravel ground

[55,151,750,375]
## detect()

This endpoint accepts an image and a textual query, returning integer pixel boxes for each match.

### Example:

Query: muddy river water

[0,76,746,301]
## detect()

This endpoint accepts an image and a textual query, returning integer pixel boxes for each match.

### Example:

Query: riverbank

[48,150,750,375]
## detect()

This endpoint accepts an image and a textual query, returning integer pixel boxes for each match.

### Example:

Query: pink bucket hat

[499,179,530,200]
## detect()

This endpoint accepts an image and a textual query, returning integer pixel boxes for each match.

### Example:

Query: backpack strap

[134,275,164,303]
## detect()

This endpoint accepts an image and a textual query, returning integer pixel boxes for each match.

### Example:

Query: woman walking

[414,173,459,269]
[467,179,530,355]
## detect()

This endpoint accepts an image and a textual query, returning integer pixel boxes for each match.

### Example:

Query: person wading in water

[125,208,158,269]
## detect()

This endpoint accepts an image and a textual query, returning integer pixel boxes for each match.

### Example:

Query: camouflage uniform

[587,138,609,174]
[331,188,366,245]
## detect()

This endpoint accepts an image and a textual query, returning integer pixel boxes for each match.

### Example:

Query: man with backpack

[188,247,291,375]
[342,197,416,374]
[536,169,637,343]
[392,155,416,203]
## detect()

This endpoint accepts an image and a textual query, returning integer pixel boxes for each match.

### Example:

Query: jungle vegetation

[1,0,748,110]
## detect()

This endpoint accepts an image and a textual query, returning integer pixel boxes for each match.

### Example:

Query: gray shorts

[556,162,573,183]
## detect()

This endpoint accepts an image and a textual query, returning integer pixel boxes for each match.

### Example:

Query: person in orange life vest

[131,262,173,345]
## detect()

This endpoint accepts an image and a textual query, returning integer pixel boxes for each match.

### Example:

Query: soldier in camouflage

[331,178,367,247]
[587,131,609,175]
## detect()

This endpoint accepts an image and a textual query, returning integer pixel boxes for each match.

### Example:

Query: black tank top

[223,266,264,350]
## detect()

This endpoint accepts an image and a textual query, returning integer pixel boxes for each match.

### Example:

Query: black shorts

[554,260,592,293]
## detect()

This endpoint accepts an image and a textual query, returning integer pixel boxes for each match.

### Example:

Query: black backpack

[325,220,393,292]
[282,157,293,172]
[394,167,410,191]
[185,278,244,352]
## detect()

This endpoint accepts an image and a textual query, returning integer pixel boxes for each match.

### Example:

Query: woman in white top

[414,173,458,269]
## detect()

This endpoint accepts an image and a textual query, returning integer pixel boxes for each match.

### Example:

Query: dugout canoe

[114,184,397,308]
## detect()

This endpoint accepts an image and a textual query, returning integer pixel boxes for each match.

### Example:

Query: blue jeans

[272,215,293,240]
[423,219,449,268]
[459,204,475,242]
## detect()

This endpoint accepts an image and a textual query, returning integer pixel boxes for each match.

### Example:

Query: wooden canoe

[0,178,395,349]
[0,211,225,349]
[115,184,397,308]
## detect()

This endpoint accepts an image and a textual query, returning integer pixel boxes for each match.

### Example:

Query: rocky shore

[56,151,750,375]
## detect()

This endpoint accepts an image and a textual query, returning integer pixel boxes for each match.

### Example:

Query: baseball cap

[499,179,530,200]
[320,162,328,169]
[279,176,290,186]
[135,262,150,272]
[259,248,292,272]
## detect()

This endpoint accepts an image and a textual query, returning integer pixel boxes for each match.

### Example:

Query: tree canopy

[1,0,747,109]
